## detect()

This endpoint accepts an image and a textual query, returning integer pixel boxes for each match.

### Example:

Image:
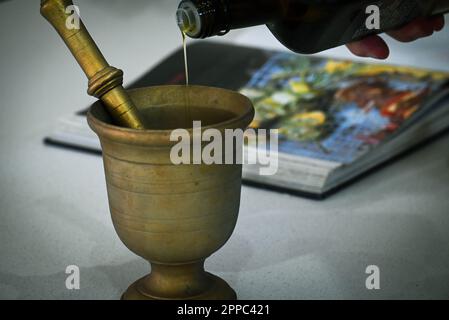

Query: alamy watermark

[170,122,279,176]
[365,265,381,290]
[65,265,80,290]
[64,4,382,33]
[65,5,80,30]
[366,5,381,30]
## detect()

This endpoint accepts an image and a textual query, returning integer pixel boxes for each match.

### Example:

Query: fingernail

[373,50,389,60]
[434,17,445,31]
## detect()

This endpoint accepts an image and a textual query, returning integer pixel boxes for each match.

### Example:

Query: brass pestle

[40,0,146,129]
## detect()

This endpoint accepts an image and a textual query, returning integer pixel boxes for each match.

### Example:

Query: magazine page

[240,53,449,166]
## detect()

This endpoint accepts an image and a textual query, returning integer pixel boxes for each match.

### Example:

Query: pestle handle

[40,0,145,129]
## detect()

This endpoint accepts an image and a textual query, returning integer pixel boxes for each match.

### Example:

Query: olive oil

[142,105,235,130]
[180,30,193,126]
[182,30,189,86]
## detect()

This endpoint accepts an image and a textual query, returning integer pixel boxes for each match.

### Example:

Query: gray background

[0,0,448,299]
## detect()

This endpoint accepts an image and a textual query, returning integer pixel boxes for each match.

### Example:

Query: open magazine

[45,42,449,198]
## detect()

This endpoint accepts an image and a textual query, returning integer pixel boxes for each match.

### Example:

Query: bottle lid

[176,1,201,37]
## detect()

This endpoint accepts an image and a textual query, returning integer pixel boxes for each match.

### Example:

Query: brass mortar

[88,85,254,300]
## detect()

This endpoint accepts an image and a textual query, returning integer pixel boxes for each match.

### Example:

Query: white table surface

[0,0,448,300]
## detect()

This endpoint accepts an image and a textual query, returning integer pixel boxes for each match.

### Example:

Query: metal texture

[41,0,145,129]
[88,85,255,300]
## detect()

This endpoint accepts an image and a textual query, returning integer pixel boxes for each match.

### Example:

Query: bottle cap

[176,2,201,37]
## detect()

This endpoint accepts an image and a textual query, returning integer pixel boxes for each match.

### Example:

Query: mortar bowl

[87,85,254,300]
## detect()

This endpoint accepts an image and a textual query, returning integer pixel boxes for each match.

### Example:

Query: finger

[346,35,390,59]
[433,15,445,31]
[387,17,437,42]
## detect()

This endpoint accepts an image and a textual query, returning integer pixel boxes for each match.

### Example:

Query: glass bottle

[177,0,449,54]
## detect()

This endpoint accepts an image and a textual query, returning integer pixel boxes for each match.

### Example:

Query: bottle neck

[177,0,282,38]
[433,1,449,15]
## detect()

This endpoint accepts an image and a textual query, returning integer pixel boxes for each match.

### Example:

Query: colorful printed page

[240,53,449,165]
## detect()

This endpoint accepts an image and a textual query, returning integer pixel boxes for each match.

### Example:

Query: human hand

[346,15,445,59]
